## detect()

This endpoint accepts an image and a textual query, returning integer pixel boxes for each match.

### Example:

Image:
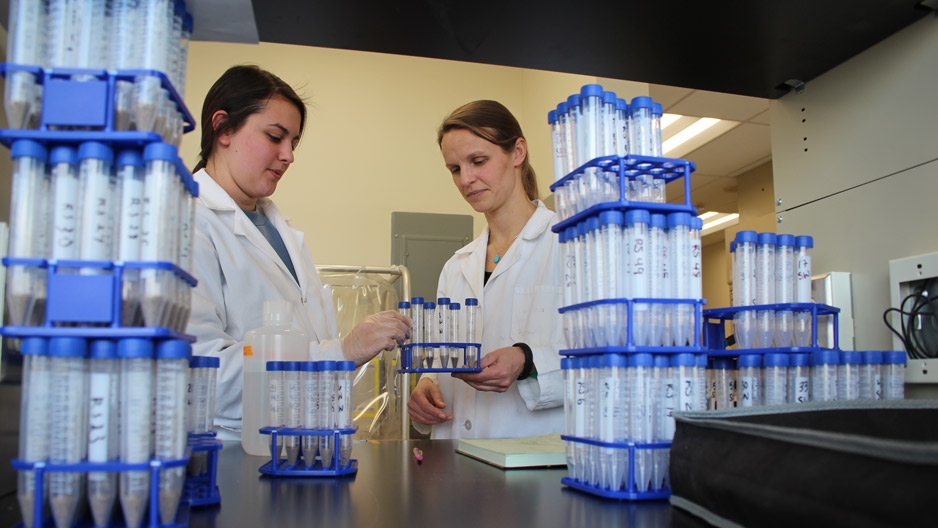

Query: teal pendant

[493,254,501,264]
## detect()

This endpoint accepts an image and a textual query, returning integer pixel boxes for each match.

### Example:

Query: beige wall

[179,41,599,267]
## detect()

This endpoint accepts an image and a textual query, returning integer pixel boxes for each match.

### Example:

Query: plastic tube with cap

[794,235,814,347]
[154,339,190,525]
[17,338,51,528]
[7,140,49,326]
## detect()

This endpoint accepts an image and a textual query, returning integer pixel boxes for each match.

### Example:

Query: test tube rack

[702,303,842,356]
[11,455,192,528]
[257,427,359,477]
[183,433,223,507]
[397,342,483,373]
[559,437,673,501]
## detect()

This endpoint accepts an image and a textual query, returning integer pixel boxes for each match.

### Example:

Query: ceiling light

[697,211,719,221]
[661,113,681,130]
[662,117,721,155]
[700,213,740,237]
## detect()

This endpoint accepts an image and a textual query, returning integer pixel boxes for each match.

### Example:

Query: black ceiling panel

[251,0,931,99]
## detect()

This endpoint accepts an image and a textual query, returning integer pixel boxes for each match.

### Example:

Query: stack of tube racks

[550,153,706,501]
[702,303,841,356]
[397,343,483,373]
[257,427,359,477]
[1,63,220,528]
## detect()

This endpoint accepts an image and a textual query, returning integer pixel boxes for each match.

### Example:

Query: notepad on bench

[456,433,568,469]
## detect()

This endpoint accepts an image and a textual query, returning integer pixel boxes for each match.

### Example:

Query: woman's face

[440,128,524,214]
[217,96,301,208]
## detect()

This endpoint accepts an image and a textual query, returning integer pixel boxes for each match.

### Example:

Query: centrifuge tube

[794,236,814,347]
[266,361,284,459]
[318,361,337,468]
[653,354,675,489]
[736,354,762,407]
[465,298,479,367]
[437,298,451,367]
[788,353,811,404]
[116,149,145,325]
[630,96,654,157]
[423,301,436,368]
[812,350,839,402]
[300,361,319,467]
[584,356,600,486]
[625,210,650,347]
[49,337,88,528]
[154,340,189,525]
[648,214,670,347]
[601,90,618,158]
[141,142,180,327]
[135,0,171,132]
[7,140,49,326]
[557,101,578,176]
[336,361,355,467]
[599,211,622,347]
[572,357,589,483]
[119,339,154,528]
[859,351,882,400]
[617,98,630,157]
[733,231,757,349]
[754,232,776,348]
[284,361,301,465]
[410,297,424,369]
[78,142,116,268]
[562,358,576,478]
[599,354,627,491]
[17,338,50,528]
[672,353,697,413]
[87,340,119,528]
[837,351,861,401]
[668,212,693,346]
[882,351,906,400]
[629,353,654,492]
[549,110,565,183]
[763,353,788,406]
[5,0,45,129]
[709,357,736,410]
[775,234,795,348]
[448,302,461,368]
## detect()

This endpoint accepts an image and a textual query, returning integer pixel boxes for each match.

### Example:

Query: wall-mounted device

[889,252,938,385]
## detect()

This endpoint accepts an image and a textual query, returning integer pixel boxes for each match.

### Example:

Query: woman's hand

[341,311,412,366]
[408,377,453,425]
[451,346,526,392]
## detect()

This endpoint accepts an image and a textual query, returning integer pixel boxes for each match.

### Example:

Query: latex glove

[340,310,411,366]
[408,377,453,425]
[452,345,526,392]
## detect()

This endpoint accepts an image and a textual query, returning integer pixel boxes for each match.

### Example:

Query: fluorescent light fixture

[663,117,721,155]
[700,213,740,237]
[697,211,719,221]
[661,113,681,130]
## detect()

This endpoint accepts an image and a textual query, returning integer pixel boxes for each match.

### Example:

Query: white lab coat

[186,169,344,439]
[424,200,565,439]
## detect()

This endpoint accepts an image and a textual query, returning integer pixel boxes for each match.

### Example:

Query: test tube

[186,356,210,476]
[709,357,736,410]
[336,361,355,467]
[318,361,337,468]
[648,214,670,347]
[135,0,171,133]
[111,0,142,130]
[838,351,861,401]
[601,90,618,158]
[87,339,119,528]
[629,353,654,492]
[630,96,655,157]
[579,84,603,164]
[437,298,451,367]
[300,361,319,467]
[48,337,88,528]
[562,358,576,478]
[616,98,630,157]
[669,213,693,346]
[5,0,45,128]
[599,211,622,347]
[7,140,49,326]
[575,223,591,345]
[690,217,703,344]
[154,339,189,525]
[775,234,795,348]
[882,351,906,400]
[284,361,302,465]
[599,354,627,491]
[396,301,411,370]
[560,229,575,349]
[549,110,565,183]
[794,236,814,347]
[859,351,883,400]
[410,297,424,369]
[763,353,789,406]
[77,142,116,269]
[17,338,51,528]
[788,353,811,404]
[625,210,650,347]
[266,361,284,460]
[572,356,590,483]
[50,145,81,262]
[423,301,436,368]
[557,101,578,176]
[754,233,776,348]
[141,142,181,327]
[733,231,757,349]
[651,102,663,157]
[567,94,584,168]
[736,354,762,407]
[116,149,145,325]
[811,350,839,402]
[697,353,710,411]
[448,302,461,368]
[672,353,697,413]
[119,338,154,528]
[465,298,479,367]
[654,354,675,490]
[585,355,601,486]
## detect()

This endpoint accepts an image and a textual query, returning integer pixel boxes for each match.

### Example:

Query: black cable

[883,291,938,359]
[908,292,938,359]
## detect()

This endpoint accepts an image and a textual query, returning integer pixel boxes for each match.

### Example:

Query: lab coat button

[464,420,472,430]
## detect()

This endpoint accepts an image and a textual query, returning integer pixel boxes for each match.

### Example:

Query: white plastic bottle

[242,300,310,456]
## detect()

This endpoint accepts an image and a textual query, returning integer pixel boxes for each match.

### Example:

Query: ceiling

[247,0,930,237]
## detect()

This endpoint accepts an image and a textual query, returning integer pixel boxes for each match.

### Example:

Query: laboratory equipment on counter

[630,96,654,158]
[736,354,762,408]
[140,142,181,327]
[812,350,839,402]
[423,301,436,368]
[710,357,736,410]
[301,361,319,468]
[562,358,576,477]
[763,353,789,406]
[436,298,450,367]
[669,212,693,347]
[754,232,776,348]
[733,231,757,349]
[318,361,337,468]
[336,361,355,467]
[648,214,670,347]
[882,351,906,400]
[653,354,675,489]
[135,0,171,133]
[17,337,50,528]
[283,361,302,465]
[448,302,461,368]
[119,338,154,528]
[78,141,116,268]
[859,351,883,400]
[465,298,479,366]
[838,351,861,401]
[672,353,697,413]
[788,353,811,404]
[410,297,425,369]
[599,211,622,347]
[187,355,217,476]
[626,210,650,347]
[549,110,565,183]
[601,91,618,158]
[794,236,814,347]
[87,339,119,528]
[116,149,146,326]
[266,361,285,460]
[242,299,309,456]
[7,139,48,326]
[49,337,88,528]
[629,353,654,492]
[154,339,190,525]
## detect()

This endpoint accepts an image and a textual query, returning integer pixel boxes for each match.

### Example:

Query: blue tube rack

[702,302,841,355]
[257,427,358,477]
[560,435,672,501]
[549,155,698,233]
[397,342,483,373]
[0,63,195,146]
[1,257,197,339]
[11,454,191,528]
[182,433,223,507]
[559,298,707,356]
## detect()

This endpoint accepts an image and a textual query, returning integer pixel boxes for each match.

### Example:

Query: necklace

[491,233,520,264]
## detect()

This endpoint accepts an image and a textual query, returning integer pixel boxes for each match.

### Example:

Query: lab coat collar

[456,200,553,296]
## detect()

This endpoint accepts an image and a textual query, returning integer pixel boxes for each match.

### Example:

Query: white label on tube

[88,371,110,463]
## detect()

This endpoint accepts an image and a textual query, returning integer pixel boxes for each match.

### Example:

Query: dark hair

[437,100,538,201]
[193,65,307,172]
